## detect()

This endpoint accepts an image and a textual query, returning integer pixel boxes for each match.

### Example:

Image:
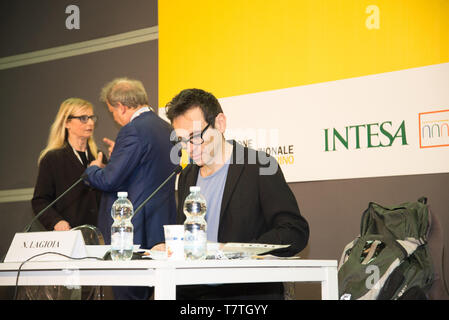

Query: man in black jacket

[165,88,309,299]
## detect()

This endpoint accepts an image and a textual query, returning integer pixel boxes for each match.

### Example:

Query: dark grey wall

[0,0,159,299]
[0,0,158,57]
[0,0,159,190]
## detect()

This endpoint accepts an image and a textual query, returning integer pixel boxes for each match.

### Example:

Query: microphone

[24,173,87,232]
[134,165,182,216]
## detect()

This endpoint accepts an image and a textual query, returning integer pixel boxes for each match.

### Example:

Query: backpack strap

[396,238,422,256]
[417,197,427,205]
[361,240,382,265]
[338,238,358,270]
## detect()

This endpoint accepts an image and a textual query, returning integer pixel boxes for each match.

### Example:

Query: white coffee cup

[163,225,185,260]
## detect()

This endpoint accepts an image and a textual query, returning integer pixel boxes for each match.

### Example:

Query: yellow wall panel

[159,0,449,106]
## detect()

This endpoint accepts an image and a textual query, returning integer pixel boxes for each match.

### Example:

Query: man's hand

[151,243,166,251]
[89,152,105,168]
[103,137,115,157]
[54,220,71,231]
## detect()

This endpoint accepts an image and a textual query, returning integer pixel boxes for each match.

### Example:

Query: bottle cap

[189,186,200,192]
[117,191,128,198]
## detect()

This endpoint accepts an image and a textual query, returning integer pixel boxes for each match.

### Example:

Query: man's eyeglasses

[68,115,98,123]
[175,123,210,146]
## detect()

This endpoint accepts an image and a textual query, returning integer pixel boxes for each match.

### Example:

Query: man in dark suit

[85,78,177,299]
[165,88,309,299]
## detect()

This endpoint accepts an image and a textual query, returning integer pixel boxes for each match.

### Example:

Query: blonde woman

[31,98,105,231]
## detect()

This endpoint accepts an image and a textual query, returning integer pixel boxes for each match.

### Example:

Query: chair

[16,224,105,300]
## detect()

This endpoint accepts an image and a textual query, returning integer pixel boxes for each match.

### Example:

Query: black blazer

[31,143,102,230]
[176,141,309,257]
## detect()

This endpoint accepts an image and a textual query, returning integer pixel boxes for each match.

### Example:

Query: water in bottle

[183,186,207,260]
[110,191,134,261]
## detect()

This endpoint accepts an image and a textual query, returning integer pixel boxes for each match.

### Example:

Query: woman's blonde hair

[38,98,99,164]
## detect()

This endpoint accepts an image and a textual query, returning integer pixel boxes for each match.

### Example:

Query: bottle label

[111,231,133,250]
[184,229,207,257]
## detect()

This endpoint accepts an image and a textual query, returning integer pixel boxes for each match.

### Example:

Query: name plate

[4,230,87,262]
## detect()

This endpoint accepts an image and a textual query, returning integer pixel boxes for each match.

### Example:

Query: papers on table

[141,242,294,260]
[84,243,297,260]
[223,242,291,255]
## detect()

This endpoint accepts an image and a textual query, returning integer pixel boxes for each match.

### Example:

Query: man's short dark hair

[165,88,223,127]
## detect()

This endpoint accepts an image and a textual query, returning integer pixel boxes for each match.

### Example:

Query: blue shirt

[196,160,231,242]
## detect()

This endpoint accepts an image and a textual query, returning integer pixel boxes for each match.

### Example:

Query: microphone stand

[134,165,182,216]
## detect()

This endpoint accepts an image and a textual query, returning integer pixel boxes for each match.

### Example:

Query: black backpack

[338,197,434,300]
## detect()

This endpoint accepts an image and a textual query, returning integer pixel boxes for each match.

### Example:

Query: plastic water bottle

[110,191,134,261]
[183,186,207,260]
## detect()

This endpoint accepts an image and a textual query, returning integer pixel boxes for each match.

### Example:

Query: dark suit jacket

[31,143,101,230]
[175,141,309,299]
[177,141,309,256]
[85,111,177,249]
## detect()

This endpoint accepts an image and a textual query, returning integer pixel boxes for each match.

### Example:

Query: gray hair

[100,77,149,109]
